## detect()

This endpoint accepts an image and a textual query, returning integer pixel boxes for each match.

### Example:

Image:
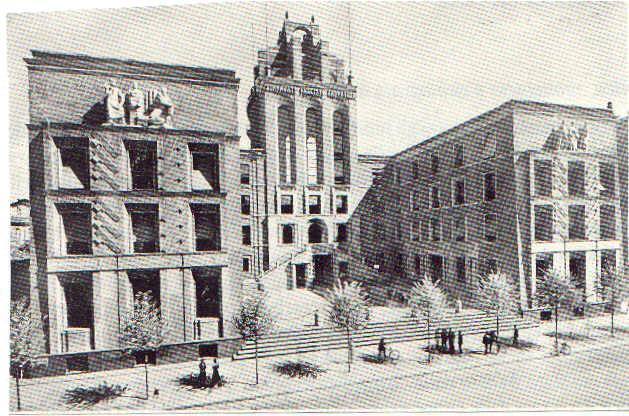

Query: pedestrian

[209,358,222,388]
[440,329,448,353]
[198,358,207,387]
[448,329,455,354]
[483,332,490,354]
[314,309,319,327]
[378,337,386,362]
[513,325,519,347]
[488,331,495,353]
[455,298,462,314]
[458,331,463,354]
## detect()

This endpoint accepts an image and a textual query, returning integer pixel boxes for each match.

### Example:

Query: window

[412,160,420,180]
[431,216,441,242]
[421,220,430,241]
[600,204,616,240]
[333,110,349,185]
[56,138,89,190]
[601,250,616,274]
[482,130,497,159]
[484,213,497,242]
[414,254,423,277]
[190,144,219,191]
[599,162,616,198]
[484,172,496,202]
[568,204,585,240]
[128,204,159,253]
[242,225,251,246]
[534,205,553,242]
[412,218,420,241]
[241,195,251,215]
[454,178,465,205]
[57,204,92,255]
[454,143,464,168]
[412,190,421,211]
[535,254,553,279]
[431,153,439,175]
[336,223,348,242]
[192,269,220,319]
[306,137,318,185]
[308,195,321,215]
[431,186,440,209]
[280,195,293,214]
[485,259,498,275]
[456,257,466,282]
[568,161,585,197]
[534,159,552,197]
[280,224,294,244]
[127,141,157,190]
[336,195,348,214]
[240,164,250,185]
[453,214,466,242]
[191,204,221,251]
[569,251,586,294]
[242,257,250,272]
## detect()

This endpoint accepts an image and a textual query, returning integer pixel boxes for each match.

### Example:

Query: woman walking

[198,359,207,387]
[210,358,222,388]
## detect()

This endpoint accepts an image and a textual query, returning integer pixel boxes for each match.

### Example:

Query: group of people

[198,358,222,388]
[436,328,464,354]
[481,326,519,354]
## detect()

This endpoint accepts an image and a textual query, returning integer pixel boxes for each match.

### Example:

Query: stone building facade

[347,101,625,307]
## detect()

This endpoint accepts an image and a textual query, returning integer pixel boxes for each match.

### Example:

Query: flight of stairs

[232,310,537,361]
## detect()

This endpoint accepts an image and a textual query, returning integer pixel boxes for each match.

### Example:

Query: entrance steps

[232,310,537,361]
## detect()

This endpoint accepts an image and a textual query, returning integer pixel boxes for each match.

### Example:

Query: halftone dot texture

[7,1,628,412]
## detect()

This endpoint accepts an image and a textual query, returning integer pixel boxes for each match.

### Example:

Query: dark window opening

[308,221,327,244]
[454,144,464,168]
[242,225,251,246]
[431,216,441,242]
[431,186,440,209]
[58,204,92,255]
[568,161,585,197]
[454,215,466,242]
[240,164,250,185]
[535,254,553,280]
[336,223,348,242]
[57,139,89,190]
[485,213,497,242]
[190,144,219,191]
[454,179,465,205]
[241,195,251,215]
[128,204,159,253]
[569,252,586,296]
[127,141,157,191]
[280,195,293,214]
[534,205,554,242]
[129,269,161,309]
[242,257,250,272]
[193,268,221,319]
[534,159,552,197]
[456,257,466,282]
[484,172,496,202]
[599,162,616,198]
[191,204,221,251]
[336,195,348,214]
[308,195,322,215]
[281,224,294,244]
[431,154,439,175]
[600,204,616,240]
[568,204,585,240]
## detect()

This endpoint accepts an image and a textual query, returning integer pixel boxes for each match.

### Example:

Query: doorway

[295,264,307,289]
[313,255,332,287]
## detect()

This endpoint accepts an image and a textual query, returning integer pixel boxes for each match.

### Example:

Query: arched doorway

[308,219,328,244]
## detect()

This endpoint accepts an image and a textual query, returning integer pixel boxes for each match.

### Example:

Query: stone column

[294,98,307,187]
[47,274,64,354]
[160,268,184,344]
[92,271,120,350]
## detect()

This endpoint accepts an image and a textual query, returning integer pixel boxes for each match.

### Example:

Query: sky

[6,1,627,200]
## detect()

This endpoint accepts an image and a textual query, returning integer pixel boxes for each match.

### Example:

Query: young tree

[598,265,628,336]
[11,298,33,411]
[325,279,370,373]
[232,294,275,385]
[535,270,581,354]
[477,272,517,339]
[408,277,448,361]
[120,292,164,399]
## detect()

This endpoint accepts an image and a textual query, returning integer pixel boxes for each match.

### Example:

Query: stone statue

[104,79,124,124]
[148,85,174,127]
[125,81,145,125]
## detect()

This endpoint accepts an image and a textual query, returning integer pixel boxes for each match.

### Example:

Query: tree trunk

[427,313,431,364]
[255,337,259,385]
[611,289,615,337]
[15,374,21,411]
[144,360,149,400]
[496,314,500,336]
[346,328,352,373]
[555,305,559,354]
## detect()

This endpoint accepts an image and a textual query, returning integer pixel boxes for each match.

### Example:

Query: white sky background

[6,1,627,200]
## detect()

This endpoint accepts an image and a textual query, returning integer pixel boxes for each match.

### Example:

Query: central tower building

[246,14,358,291]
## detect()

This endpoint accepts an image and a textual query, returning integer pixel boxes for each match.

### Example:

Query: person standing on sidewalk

[198,359,207,387]
[448,329,455,354]
[513,325,519,347]
[483,332,490,354]
[440,329,448,353]
[378,338,386,362]
[458,331,463,354]
[210,358,222,388]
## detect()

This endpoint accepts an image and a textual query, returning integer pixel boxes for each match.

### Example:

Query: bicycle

[387,348,400,363]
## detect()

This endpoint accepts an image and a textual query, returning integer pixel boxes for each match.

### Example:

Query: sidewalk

[10,312,627,412]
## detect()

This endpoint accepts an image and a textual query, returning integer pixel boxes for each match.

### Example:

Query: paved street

[188,343,628,411]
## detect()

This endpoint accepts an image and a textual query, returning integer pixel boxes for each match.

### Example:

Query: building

[11,199,32,302]
[348,101,625,307]
[618,117,628,270]
[26,51,242,365]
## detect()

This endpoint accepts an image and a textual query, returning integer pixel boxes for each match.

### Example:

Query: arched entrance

[308,219,328,244]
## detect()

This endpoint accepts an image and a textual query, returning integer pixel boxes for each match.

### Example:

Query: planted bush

[64,383,127,408]
[273,361,326,379]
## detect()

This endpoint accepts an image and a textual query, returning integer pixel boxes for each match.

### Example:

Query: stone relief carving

[543,120,588,152]
[103,80,175,128]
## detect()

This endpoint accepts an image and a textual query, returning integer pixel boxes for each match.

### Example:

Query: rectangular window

[414,254,423,277]
[280,224,294,244]
[454,178,465,205]
[421,220,430,241]
[431,153,439,175]
[454,143,464,168]
[456,257,466,282]
[485,258,498,275]
[240,163,250,185]
[190,144,219,191]
[534,159,552,197]
[280,195,293,214]
[56,138,89,190]
[568,161,585,197]
[336,195,348,214]
[534,205,554,242]
[191,204,221,251]
[431,186,440,209]
[242,257,250,272]
[412,161,420,180]
[482,130,497,159]
[308,195,322,215]
[601,250,616,274]
[484,213,497,242]
[431,216,441,242]
[535,253,553,279]
[57,204,92,255]
[600,204,616,240]
[241,195,251,215]
[242,225,251,246]
[569,251,586,294]
[336,223,348,243]
[412,190,421,211]
[599,162,616,198]
[453,214,466,242]
[412,218,420,241]
[127,141,157,191]
[484,172,496,202]
[128,204,159,253]
[568,204,586,240]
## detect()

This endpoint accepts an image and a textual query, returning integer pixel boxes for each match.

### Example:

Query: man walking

[513,325,519,347]
[483,332,490,354]
[440,329,448,353]
[448,329,455,354]
[378,337,386,362]
[458,330,463,354]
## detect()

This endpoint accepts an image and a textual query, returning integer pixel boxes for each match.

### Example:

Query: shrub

[273,361,326,379]
[64,383,127,408]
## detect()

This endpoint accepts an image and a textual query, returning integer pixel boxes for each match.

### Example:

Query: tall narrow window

[240,163,250,185]
[336,195,348,214]
[306,137,318,185]
[127,141,157,190]
[336,223,348,242]
[600,204,616,240]
[454,214,466,242]
[278,105,294,184]
[306,107,322,184]
[280,195,293,214]
[484,172,496,202]
[456,257,466,282]
[534,205,553,242]
[454,143,464,168]
[568,204,585,240]
[431,153,439,175]
[242,225,251,246]
[534,159,552,197]
[285,139,293,184]
[127,204,159,253]
[568,161,585,197]
[484,213,497,242]
[431,216,441,242]
[599,162,616,198]
[431,186,440,209]
[454,178,465,205]
[189,143,219,191]
[280,224,295,244]
[412,218,420,241]
[191,204,221,251]
[57,204,92,255]
[334,109,349,184]
[241,195,251,215]
[56,138,89,190]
